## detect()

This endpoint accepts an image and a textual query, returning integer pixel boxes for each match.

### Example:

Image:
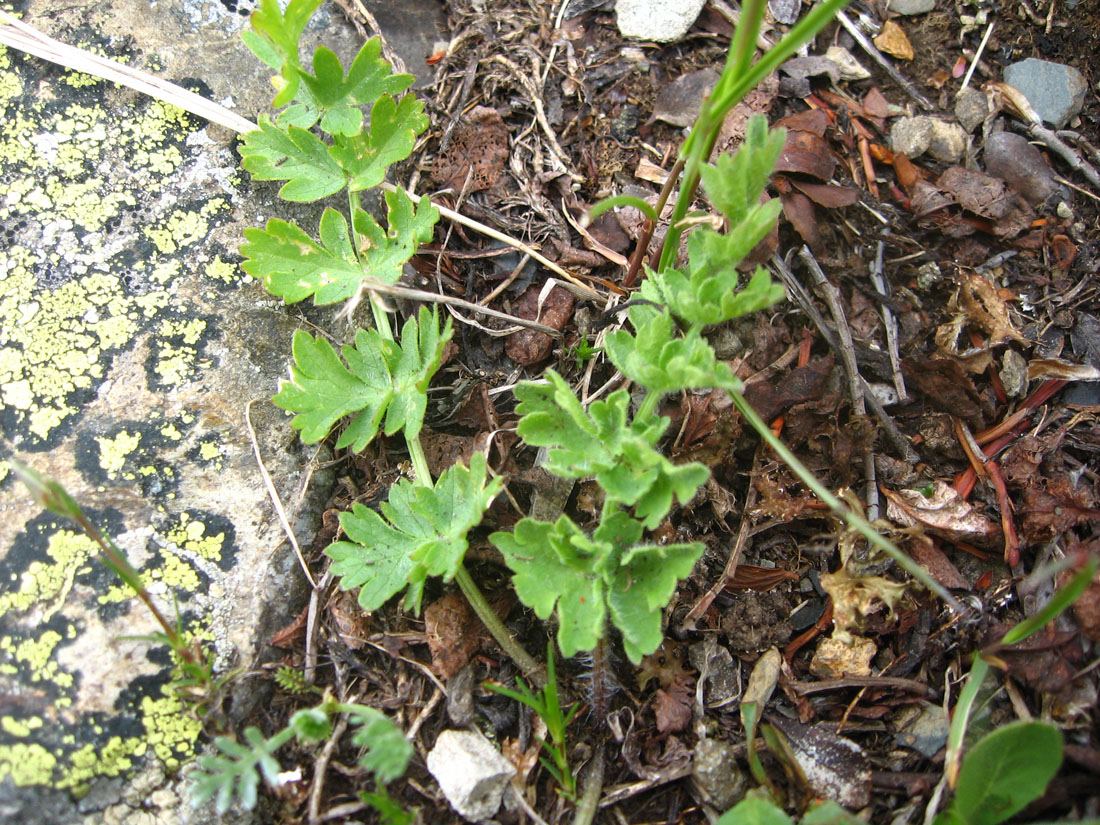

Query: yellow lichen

[0,742,58,786]
[96,430,142,479]
[0,529,97,620]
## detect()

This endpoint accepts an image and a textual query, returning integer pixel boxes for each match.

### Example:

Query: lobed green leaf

[332,94,429,193]
[515,370,708,528]
[327,453,501,614]
[273,307,452,450]
[355,188,440,286]
[700,115,786,227]
[492,509,703,662]
[240,116,345,202]
[604,309,742,394]
[347,707,414,784]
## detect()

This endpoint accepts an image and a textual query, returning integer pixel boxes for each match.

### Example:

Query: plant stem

[727,390,961,613]
[570,744,604,825]
[454,563,542,680]
[405,433,433,489]
[636,389,661,421]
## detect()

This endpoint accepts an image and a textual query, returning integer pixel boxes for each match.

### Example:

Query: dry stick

[381,183,605,301]
[771,253,917,463]
[358,276,564,337]
[798,246,879,519]
[835,10,934,112]
[307,712,348,825]
[336,0,408,75]
[624,157,685,288]
[303,570,333,685]
[245,400,318,589]
[0,10,257,133]
[870,240,908,402]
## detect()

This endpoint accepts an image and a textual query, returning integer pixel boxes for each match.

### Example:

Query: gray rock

[954,87,989,133]
[927,120,968,163]
[692,738,748,810]
[984,131,1061,206]
[894,703,949,758]
[1003,58,1087,128]
[824,46,871,81]
[0,0,367,820]
[890,116,935,158]
[615,0,708,42]
[426,730,516,821]
[1000,350,1029,398]
[887,0,936,14]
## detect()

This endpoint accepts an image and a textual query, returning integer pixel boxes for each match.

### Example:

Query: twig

[772,253,916,462]
[384,183,605,301]
[870,241,907,402]
[335,0,408,75]
[960,21,994,93]
[355,277,564,337]
[798,246,878,518]
[304,570,333,685]
[307,712,349,825]
[835,10,934,111]
[245,400,318,589]
[572,744,605,825]
[0,9,257,133]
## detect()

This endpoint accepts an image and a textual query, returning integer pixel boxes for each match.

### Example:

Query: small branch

[836,10,935,111]
[571,744,605,825]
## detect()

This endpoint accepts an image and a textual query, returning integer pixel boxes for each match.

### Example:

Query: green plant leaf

[241,208,361,304]
[801,800,865,825]
[639,217,785,327]
[514,371,708,528]
[942,720,1062,825]
[608,540,704,662]
[327,453,501,614]
[355,188,440,285]
[492,509,702,662]
[331,94,429,192]
[604,309,742,394]
[699,115,786,227]
[245,0,322,105]
[240,116,345,201]
[347,706,413,784]
[716,794,794,825]
[273,307,451,449]
[296,40,415,135]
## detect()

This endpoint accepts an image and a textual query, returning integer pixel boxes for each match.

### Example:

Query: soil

[254,1,1100,823]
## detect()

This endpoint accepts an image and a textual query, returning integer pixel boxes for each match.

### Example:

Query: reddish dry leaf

[790,179,861,208]
[936,167,1035,237]
[328,590,371,650]
[726,564,799,591]
[1052,234,1076,270]
[774,108,830,136]
[654,675,694,734]
[270,604,310,649]
[1018,479,1100,543]
[883,481,1001,547]
[781,190,820,249]
[903,357,988,428]
[425,591,481,679]
[716,74,780,152]
[505,283,574,365]
[1064,547,1100,641]
[907,538,970,590]
[741,355,835,423]
[776,129,836,180]
[862,87,891,119]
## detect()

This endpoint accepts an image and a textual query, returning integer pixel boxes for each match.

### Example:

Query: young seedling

[484,642,579,799]
[190,699,412,814]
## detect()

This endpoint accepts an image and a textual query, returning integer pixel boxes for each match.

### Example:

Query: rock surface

[984,131,1062,206]
[426,730,516,821]
[0,0,367,820]
[954,87,988,133]
[890,116,966,162]
[615,0,708,42]
[1003,58,1087,128]
[886,0,936,14]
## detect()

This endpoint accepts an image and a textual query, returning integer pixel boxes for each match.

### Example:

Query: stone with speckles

[0,0,374,820]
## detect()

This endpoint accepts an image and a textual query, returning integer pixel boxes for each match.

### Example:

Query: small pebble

[887,0,936,14]
[891,115,934,158]
[954,87,989,133]
[1003,58,1087,128]
[1000,349,1029,397]
[927,120,968,163]
[984,131,1060,205]
[616,0,708,42]
[916,261,942,291]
